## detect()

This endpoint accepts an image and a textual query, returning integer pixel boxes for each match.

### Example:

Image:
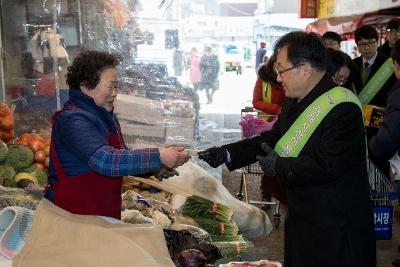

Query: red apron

[50,106,123,219]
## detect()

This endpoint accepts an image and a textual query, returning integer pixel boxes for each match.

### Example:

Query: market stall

[0,0,281,266]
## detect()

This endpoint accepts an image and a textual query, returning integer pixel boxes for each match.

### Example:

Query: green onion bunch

[182,195,233,223]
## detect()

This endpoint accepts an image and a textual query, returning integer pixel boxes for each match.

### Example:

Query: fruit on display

[177,249,207,267]
[0,131,50,188]
[14,133,50,172]
[0,103,14,144]
[23,165,48,185]
[14,172,39,188]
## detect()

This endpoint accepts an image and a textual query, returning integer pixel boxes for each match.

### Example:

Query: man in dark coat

[198,32,376,267]
[353,25,396,107]
[354,25,397,175]
[369,39,400,161]
[370,38,400,267]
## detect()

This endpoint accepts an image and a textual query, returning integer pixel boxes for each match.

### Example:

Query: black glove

[155,165,179,181]
[256,143,278,176]
[197,146,227,168]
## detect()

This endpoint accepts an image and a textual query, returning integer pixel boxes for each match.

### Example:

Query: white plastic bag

[133,161,273,238]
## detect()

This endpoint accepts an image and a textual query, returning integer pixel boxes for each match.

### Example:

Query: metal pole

[0,2,6,103]
[53,0,61,110]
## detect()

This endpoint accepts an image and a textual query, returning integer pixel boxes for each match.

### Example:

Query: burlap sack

[13,199,174,267]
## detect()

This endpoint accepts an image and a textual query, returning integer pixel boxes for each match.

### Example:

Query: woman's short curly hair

[66,50,119,90]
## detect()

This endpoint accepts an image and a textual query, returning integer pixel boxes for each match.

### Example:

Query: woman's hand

[159,147,191,169]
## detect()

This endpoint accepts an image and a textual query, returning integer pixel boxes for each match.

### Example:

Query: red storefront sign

[299,0,318,18]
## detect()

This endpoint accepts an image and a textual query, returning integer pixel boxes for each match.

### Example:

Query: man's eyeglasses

[275,64,305,77]
[357,40,377,48]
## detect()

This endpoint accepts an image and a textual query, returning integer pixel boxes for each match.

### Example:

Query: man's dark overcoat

[224,74,376,267]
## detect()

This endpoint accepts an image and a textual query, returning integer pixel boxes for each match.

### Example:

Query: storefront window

[0,0,230,178]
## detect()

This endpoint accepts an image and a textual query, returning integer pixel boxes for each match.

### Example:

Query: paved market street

[198,67,256,114]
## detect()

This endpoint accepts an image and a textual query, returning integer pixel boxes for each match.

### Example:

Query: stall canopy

[304,3,400,35]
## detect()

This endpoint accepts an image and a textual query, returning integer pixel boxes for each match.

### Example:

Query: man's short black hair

[354,25,379,43]
[273,31,326,71]
[391,39,400,65]
[322,31,342,43]
[387,18,400,31]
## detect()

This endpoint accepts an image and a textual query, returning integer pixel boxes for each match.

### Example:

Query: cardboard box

[114,94,165,125]
[165,115,195,145]
[119,120,166,139]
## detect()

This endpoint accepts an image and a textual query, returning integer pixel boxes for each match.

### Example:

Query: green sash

[274,87,361,157]
[358,58,394,104]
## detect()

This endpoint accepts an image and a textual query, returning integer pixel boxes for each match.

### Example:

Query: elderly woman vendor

[45,50,190,219]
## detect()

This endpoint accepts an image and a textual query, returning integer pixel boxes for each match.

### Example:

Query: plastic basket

[239,109,277,175]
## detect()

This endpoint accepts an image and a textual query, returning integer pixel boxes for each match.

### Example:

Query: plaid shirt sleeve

[88,145,161,177]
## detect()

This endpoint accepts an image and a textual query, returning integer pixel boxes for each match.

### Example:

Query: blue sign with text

[373,205,393,240]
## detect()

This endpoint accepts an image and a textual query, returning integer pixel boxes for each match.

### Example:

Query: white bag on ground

[134,161,273,237]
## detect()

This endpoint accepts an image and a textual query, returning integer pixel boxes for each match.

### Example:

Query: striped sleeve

[88,145,161,177]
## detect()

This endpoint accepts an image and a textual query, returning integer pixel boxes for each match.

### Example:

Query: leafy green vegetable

[182,195,241,242]
[0,164,16,187]
[182,195,233,223]
[0,140,8,162]
[4,145,34,170]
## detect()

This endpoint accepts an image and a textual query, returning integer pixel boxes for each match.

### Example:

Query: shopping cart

[368,159,398,240]
[237,107,281,228]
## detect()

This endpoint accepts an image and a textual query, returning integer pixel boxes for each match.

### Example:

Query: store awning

[305,6,400,35]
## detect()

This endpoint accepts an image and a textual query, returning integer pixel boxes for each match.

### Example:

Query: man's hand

[256,143,278,176]
[159,147,191,169]
[197,146,227,168]
[155,165,179,181]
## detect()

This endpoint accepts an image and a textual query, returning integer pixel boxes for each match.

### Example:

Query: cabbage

[4,145,34,170]
[0,140,8,162]
[0,165,16,187]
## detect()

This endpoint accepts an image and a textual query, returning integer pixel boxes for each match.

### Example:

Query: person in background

[379,17,400,58]
[252,54,285,115]
[354,25,397,174]
[369,39,400,267]
[255,40,267,71]
[353,25,396,107]
[322,31,342,50]
[198,31,375,267]
[200,47,220,104]
[325,48,362,93]
[369,39,400,189]
[173,48,184,77]
[45,50,190,219]
[252,54,285,204]
[187,47,202,91]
